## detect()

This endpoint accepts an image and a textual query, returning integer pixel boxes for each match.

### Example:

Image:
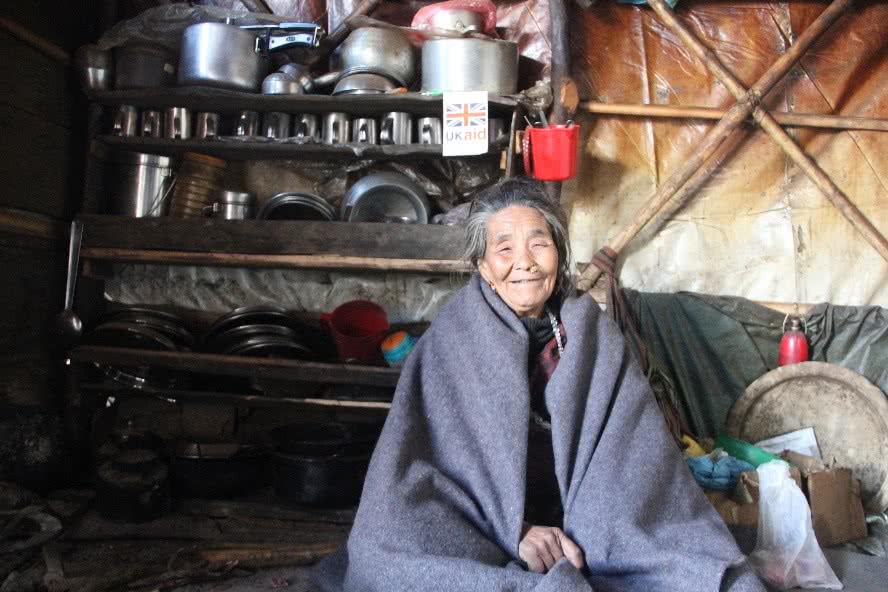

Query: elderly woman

[314,178,763,592]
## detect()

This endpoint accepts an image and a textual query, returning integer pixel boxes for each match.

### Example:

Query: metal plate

[726,361,888,512]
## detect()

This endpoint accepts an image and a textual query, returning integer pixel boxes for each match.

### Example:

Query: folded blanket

[313,275,764,591]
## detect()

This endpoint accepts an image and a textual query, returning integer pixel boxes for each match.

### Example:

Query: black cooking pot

[268,422,381,507]
[95,448,170,522]
[170,442,269,499]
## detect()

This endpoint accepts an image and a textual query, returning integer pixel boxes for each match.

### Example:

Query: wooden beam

[0,16,70,65]
[70,346,401,387]
[81,247,471,273]
[0,207,66,241]
[576,0,853,291]
[647,0,888,266]
[581,102,888,133]
[81,216,466,260]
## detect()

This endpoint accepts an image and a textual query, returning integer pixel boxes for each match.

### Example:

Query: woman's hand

[518,523,585,573]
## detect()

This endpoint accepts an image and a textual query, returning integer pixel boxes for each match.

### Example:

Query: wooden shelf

[80,215,471,272]
[79,382,393,409]
[70,346,401,387]
[97,135,484,161]
[88,87,518,117]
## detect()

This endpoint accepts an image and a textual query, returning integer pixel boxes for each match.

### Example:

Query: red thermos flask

[778,316,809,366]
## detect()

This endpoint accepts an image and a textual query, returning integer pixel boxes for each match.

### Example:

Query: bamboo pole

[581,101,888,133]
[0,16,70,65]
[647,0,888,266]
[577,0,853,290]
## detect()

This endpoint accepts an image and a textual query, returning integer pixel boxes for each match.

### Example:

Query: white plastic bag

[750,460,843,590]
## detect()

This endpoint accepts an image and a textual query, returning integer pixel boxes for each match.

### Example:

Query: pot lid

[726,361,888,512]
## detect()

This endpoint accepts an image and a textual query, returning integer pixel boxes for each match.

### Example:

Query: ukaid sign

[442,91,489,156]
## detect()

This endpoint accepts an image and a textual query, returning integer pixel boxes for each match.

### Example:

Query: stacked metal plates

[84,307,195,388]
[257,193,336,222]
[203,305,335,361]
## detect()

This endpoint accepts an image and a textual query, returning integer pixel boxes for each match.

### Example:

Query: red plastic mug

[522,124,579,181]
[321,300,390,364]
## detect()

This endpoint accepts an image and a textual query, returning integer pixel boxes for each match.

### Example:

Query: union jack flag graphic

[445,102,487,127]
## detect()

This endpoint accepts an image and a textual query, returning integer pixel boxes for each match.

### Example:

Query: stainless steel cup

[164,107,191,139]
[263,112,292,139]
[195,112,220,139]
[379,111,412,145]
[140,110,163,138]
[417,117,442,145]
[235,110,260,137]
[112,105,139,137]
[322,112,350,144]
[293,114,320,140]
[351,117,378,144]
[209,190,256,220]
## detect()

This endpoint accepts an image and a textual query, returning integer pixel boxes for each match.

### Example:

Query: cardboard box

[807,468,868,547]
[713,468,868,548]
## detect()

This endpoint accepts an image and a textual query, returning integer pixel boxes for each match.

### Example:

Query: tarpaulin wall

[565,1,888,306]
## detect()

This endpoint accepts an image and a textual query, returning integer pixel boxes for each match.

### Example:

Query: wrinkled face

[478,206,559,318]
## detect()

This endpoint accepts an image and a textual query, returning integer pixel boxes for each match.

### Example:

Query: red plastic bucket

[523,124,579,181]
[321,300,390,363]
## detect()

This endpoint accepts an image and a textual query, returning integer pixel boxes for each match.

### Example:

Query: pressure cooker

[178,21,324,92]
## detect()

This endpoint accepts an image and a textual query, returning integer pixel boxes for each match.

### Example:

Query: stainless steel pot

[195,112,220,139]
[261,72,304,95]
[427,8,484,34]
[294,114,320,140]
[332,72,396,95]
[114,43,176,90]
[178,22,323,92]
[164,107,191,139]
[417,117,442,145]
[112,105,138,137]
[422,38,518,94]
[140,110,163,138]
[339,27,415,87]
[109,152,175,218]
[74,44,112,91]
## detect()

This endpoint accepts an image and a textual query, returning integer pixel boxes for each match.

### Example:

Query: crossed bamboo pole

[577,0,877,290]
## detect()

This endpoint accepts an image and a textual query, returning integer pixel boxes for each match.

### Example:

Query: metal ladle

[55,220,83,346]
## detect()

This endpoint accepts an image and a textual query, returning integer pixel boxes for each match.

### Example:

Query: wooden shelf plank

[98,136,469,161]
[81,248,470,272]
[79,382,393,409]
[70,346,401,387]
[88,87,518,117]
[80,216,471,272]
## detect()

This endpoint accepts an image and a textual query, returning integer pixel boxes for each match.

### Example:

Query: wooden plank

[89,88,518,117]
[81,215,467,260]
[0,102,75,217]
[81,382,393,409]
[70,346,401,387]
[98,135,485,161]
[81,248,471,273]
[0,207,65,241]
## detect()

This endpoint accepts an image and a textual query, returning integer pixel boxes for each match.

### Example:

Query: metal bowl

[261,72,305,95]
[342,172,430,224]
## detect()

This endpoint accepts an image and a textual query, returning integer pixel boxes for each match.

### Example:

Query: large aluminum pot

[109,152,175,218]
[422,38,518,94]
[339,27,415,87]
[114,43,176,89]
[178,23,267,92]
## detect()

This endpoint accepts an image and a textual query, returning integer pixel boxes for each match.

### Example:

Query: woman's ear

[477,259,494,287]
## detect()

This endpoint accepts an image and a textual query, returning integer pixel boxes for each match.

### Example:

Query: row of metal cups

[110,105,508,145]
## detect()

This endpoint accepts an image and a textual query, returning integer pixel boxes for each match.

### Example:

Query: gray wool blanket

[312,275,765,592]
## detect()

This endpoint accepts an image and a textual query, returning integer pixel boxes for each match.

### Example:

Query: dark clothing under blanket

[312,275,764,592]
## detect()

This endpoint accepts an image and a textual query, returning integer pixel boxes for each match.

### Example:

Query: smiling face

[477,206,559,318]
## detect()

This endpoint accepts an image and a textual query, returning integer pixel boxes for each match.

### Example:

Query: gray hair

[464,177,573,299]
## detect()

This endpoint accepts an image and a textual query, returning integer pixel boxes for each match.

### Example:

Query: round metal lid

[726,361,888,512]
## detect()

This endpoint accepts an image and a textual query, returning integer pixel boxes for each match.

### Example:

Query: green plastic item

[714,434,781,467]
